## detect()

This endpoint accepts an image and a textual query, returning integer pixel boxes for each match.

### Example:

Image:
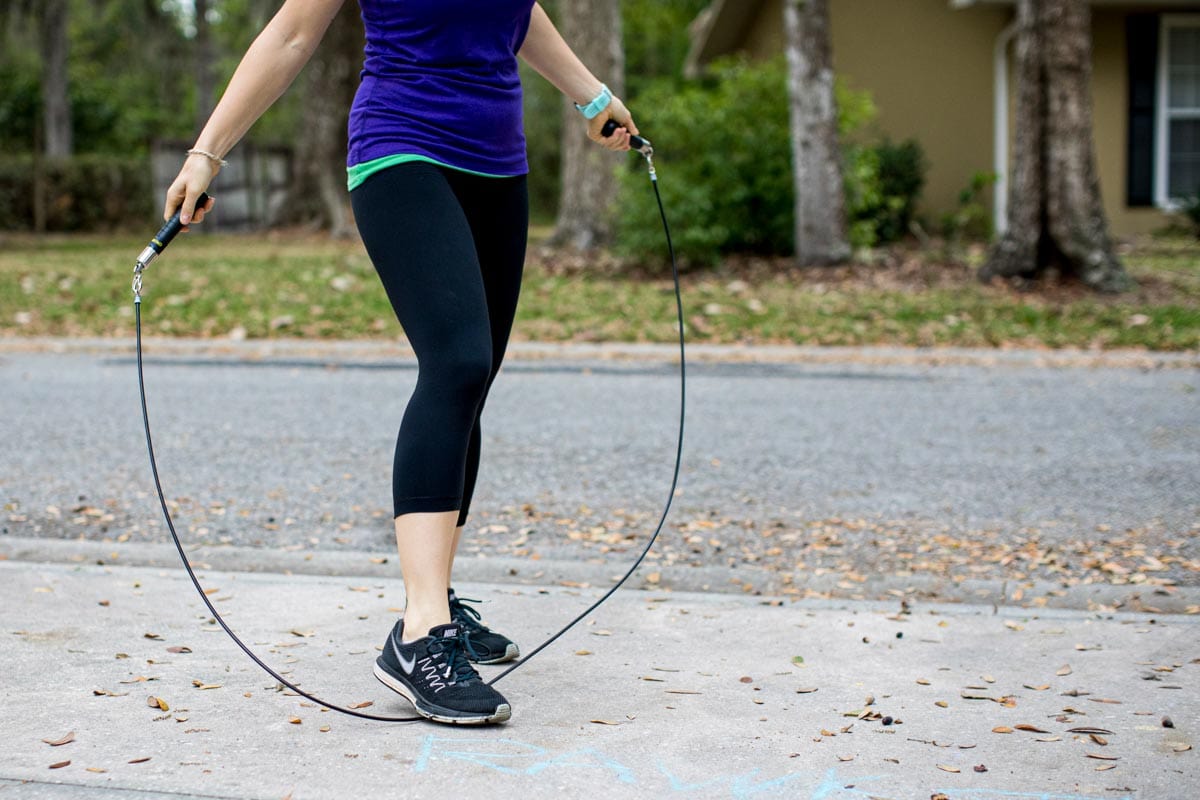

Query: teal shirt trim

[347,154,506,191]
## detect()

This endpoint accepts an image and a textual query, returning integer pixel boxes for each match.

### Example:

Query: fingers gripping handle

[601,120,651,155]
[136,192,211,270]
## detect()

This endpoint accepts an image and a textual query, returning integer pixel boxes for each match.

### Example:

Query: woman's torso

[348,0,536,176]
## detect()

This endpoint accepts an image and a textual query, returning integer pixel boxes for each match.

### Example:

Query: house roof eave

[684,0,769,78]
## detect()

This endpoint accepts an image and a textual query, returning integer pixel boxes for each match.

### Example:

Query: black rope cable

[134,149,683,722]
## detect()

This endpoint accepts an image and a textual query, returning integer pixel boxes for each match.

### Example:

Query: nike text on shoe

[449,589,520,665]
[374,621,511,724]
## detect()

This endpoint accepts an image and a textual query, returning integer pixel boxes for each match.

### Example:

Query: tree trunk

[980,0,1129,292]
[194,0,216,134]
[291,1,362,236]
[783,0,849,266]
[39,0,71,158]
[551,0,624,251]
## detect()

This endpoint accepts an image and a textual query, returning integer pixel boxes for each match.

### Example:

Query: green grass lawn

[1,229,1197,350]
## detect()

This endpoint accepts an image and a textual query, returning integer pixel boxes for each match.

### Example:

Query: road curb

[4,534,1196,615]
[1,335,1198,368]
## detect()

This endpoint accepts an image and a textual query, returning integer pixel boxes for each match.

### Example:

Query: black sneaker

[374,620,511,724]
[449,589,520,665]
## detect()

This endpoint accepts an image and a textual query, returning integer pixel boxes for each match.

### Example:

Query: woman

[165,0,639,725]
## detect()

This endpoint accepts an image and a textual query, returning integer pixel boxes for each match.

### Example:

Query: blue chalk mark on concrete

[658,764,819,798]
[934,791,1134,800]
[524,747,637,783]
[413,735,1133,800]
[415,736,547,776]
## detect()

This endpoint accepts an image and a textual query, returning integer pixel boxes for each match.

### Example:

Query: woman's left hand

[588,95,638,152]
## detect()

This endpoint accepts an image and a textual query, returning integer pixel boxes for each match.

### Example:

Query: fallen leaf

[42,732,75,747]
[791,655,805,665]
[166,646,192,654]
[289,717,302,725]
[590,719,621,725]
[290,630,314,638]
[48,760,70,770]
[916,678,931,685]
[146,696,169,712]
[936,764,960,773]
[319,725,331,733]
[1068,727,1113,735]
[935,701,949,708]
[1086,753,1118,761]
[837,755,854,762]
[1024,684,1051,691]
[1056,664,1073,676]
[795,687,818,694]
[85,767,106,773]
[348,701,373,709]
[1095,764,1116,771]
[574,649,592,656]
[973,764,988,772]
[1015,724,1049,733]
[191,680,221,690]
[1173,744,1192,753]
[1089,698,1122,704]
[143,632,162,640]
[739,676,753,684]
[128,757,151,764]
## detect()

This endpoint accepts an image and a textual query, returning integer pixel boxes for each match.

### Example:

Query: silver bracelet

[187,148,229,167]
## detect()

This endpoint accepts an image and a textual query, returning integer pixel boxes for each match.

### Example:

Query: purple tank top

[347,0,536,175]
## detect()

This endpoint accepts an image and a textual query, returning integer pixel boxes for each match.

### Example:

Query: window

[1157,15,1200,205]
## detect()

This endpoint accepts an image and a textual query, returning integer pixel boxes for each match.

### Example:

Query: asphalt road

[1,342,1197,603]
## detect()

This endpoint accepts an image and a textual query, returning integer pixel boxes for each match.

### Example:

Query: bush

[0,154,153,232]
[616,56,927,264]
[615,57,793,265]
[940,171,997,243]
[1182,191,1200,239]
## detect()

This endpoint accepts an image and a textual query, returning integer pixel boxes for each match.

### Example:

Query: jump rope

[133,122,685,722]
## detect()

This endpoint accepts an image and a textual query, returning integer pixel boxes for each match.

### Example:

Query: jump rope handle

[601,119,651,154]
[137,192,211,269]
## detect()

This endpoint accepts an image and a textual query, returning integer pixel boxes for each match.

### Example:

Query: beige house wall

[715,0,1182,237]
[829,0,1012,228]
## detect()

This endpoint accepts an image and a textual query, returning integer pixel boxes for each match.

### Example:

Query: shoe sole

[472,642,520,665]
[373,662,511,725]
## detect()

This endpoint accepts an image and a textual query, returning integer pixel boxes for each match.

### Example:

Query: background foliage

[616,56,927,265]
[0,0,926,253]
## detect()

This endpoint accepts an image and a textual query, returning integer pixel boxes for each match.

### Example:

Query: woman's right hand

[164,153,219,227]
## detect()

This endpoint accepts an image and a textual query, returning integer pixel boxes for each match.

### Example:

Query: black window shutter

[1127,14,1159,207]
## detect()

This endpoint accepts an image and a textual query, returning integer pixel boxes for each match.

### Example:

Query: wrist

[574,84,612,120]
[187,147,228,168]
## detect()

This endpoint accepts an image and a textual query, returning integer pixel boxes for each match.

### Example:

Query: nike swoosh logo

[391,638,416,675]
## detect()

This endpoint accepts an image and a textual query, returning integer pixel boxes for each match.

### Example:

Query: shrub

[616,56,926,264]
[615,57,794,265]
[940,171,997,243]
[0,154,153,232]
[1182,191,1200,239]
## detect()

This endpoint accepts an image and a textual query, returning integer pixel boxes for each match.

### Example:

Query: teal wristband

[575,84,612,120]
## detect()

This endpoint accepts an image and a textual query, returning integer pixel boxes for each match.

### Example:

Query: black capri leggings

[351,162,528,525]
